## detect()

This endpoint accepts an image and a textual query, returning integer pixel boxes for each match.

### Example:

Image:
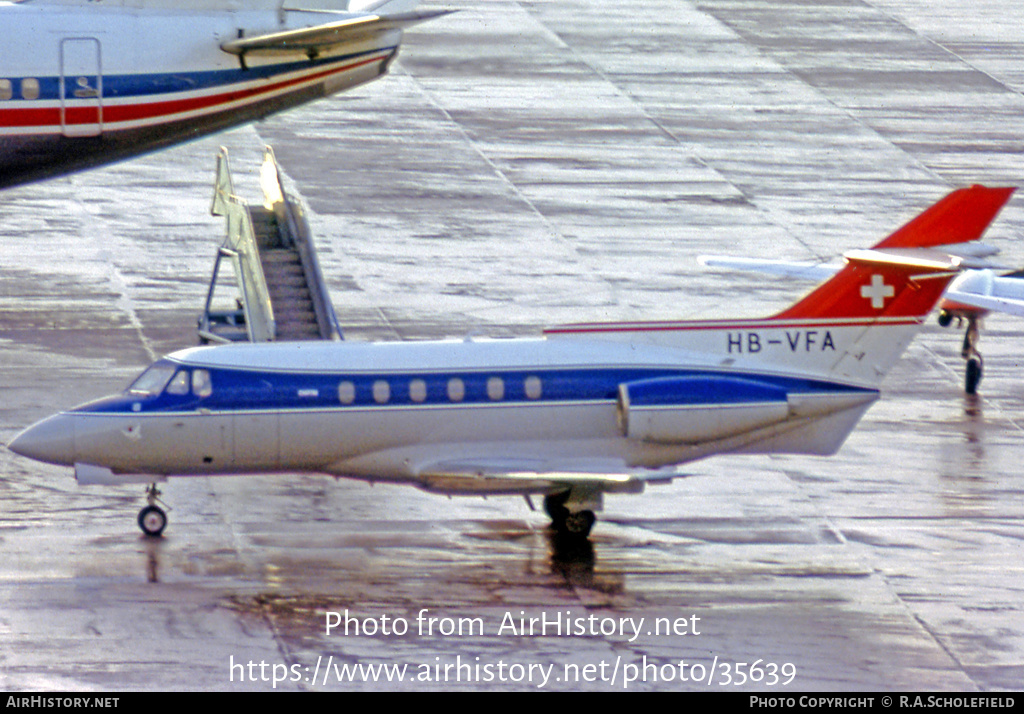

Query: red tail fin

[876,185,1014,249]
[774,260,952,320]
[776,186,1014,321]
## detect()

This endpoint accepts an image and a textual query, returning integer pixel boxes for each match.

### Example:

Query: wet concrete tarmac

[2,0,1024,692]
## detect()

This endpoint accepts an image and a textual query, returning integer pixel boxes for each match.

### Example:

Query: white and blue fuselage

[12,328,881,495]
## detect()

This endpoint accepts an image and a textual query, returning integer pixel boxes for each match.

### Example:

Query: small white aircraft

[0,0,448,188]
[934,269,1024,392]
[8,185,1014,538]
[701,191,1024,395]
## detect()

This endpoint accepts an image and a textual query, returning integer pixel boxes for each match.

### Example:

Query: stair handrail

[209,147,277,342]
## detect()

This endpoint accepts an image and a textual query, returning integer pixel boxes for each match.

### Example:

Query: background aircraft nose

[8,414,75,466]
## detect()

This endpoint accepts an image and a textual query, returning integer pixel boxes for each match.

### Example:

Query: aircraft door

[60,38,103,137]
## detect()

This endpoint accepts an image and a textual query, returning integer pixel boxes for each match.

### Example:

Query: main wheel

[138,505,167,537]
[563,510,596,538]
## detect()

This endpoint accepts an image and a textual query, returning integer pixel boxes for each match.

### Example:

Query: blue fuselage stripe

[74,363,876,415]
[1,49,394,102]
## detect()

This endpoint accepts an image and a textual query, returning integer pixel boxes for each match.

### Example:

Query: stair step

[219,202,331,341]
[261,249,301,264]
[268,288,312,301]
[277,317,320,328]
[272,310,316,324]
[273,308,316,322]
[249,209,282,248]
[264,270,304,282]
[262,262,302,274]
[268,284,308,298]
[276,331,322,342]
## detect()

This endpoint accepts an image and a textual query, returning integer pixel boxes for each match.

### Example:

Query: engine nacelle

[617,376,790,445]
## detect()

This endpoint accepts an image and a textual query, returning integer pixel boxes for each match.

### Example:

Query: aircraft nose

[7,414,75,466]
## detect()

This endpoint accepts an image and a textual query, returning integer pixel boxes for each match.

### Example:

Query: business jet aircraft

[8,186,1014,538]
[0,0,447,189]
[701,216,1024,395]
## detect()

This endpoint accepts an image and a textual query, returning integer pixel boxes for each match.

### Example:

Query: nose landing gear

[138,483,169,537]
[939,310,983,395]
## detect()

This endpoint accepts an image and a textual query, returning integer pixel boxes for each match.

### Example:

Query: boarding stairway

[199,147,342,343]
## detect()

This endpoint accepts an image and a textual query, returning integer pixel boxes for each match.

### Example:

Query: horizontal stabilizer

[700,245,1007,283]
[842,248,966,273]
[698,255,841,281]
[944,290,1024,318]
[221,10,454,56]
[934,241,1004,263]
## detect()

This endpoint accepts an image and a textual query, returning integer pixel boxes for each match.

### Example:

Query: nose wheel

[562,510,596,537]
[138,483,169,537]
[543,491,597,538]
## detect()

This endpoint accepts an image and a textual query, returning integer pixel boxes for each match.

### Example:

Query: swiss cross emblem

[860,274,895,309]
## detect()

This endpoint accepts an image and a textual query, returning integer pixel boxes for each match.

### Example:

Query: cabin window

[166,371,190,396]
[21,78,39,101]
[447,377,465,402]
[372,379,390,404]
[192,369,212,398]
[338,381,356,405]
[127,363,176,397]
[524,375,542,400]
[0,80,12,101]
[486,376,504,401]
[409,379,427,403]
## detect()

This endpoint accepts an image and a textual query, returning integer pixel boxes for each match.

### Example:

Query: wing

[414,458,678,495]
[944,272,1024,317]
[945,291,1024,317]
[221,10,454,58]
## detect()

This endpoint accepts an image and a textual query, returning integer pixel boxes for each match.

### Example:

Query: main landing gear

[939,310,983,394]
[138,483,169,537]
[544,491,597,538]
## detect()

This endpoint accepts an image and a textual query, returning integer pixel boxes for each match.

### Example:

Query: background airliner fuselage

[0,0,438,188]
